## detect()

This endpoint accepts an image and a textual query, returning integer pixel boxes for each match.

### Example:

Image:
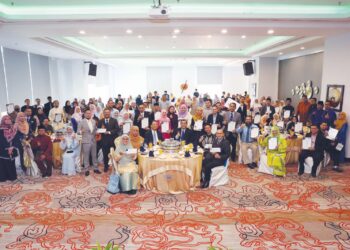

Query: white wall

[258,57,279,100]
[321,32,350,158]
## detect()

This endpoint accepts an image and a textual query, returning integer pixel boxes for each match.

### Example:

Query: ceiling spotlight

[79,30,86,34]
[126,29,133,34]
[137,35,143,39]
[173,29,181,34]
[267,29,274,34]
[172,46,176,49]
[279,52,283,55]
[221,29,228,34]
[207,35,212,38]
[300,47,305,50]
[119,46,123,49]
[172,35,177,39]
[145,46,150,49]
[241,35,246,39]
[103,36,108,39]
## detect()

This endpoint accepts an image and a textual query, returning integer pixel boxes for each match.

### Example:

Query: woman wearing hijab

[0,115,21,181]
[64,100,73,120]
[167,105,178,135]
[129,126,144,150]
[259,126,287,177]
[157,109,171,139]
[15,112,30,172]
[118,112,133,135]
[111,134,138,194]
[191,107,205,149]
[71,106,82,133]
[177,104,192,128]
[60,126,80,176]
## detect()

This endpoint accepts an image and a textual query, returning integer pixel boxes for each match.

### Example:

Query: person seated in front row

[236,115,259,169]
[144,120,164,146]
[201,129,231,188]
[111,134,138,194]
[60,126,80,176]
[30,125,53,178]
[198,123,215,150]
[259,126,287,177]
[173,119,193,145]
[298,124,326,178]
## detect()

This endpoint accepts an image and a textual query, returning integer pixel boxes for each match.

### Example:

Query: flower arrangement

[180,81,188,94]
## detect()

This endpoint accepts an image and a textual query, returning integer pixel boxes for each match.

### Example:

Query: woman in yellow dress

[259,126,287,177]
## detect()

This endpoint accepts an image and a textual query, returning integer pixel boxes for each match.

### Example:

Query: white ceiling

[0,1,349,64]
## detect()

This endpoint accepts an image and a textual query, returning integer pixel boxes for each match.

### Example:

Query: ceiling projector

[149,5,170,19]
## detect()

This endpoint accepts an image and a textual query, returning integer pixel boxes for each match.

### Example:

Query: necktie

[230,112,233,121]
[213,115,216,124]
[153,131,157,145]
[181,129,185,140]
[245,126,250,142]
[105,119,108,126]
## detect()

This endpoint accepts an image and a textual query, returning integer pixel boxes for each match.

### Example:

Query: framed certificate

[54,113,62,123]
[326,128,338,141]
[204,144,212,149]
[211,124,218,134]
[250,127,259,139]
[125,148,137,154]
[295,122,303,133]
[277,121,284,128]
[141,118,149,129]
[194,120,203,131]
[283,110,291,119]
[210,147,221,153]
[302,138,312,150]
[97,128,107,134]
[154,112,161,121]
[6,103,14,114]
[123,122,131,134]
[336,143,344,151]
[161,122,169,133]
[228,121,236,132]
[254,115,261,124]
[268,137,278,150]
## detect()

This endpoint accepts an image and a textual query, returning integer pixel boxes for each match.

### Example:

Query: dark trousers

[327,147,340,166]
[35,155,53,177]
[102,143,115,170]
[227,133,237,161]
[298,150,324,175]
[202,153,225,183]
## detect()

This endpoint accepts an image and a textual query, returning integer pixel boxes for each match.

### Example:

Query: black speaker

[243,62,254,76]
[88,63,97,76]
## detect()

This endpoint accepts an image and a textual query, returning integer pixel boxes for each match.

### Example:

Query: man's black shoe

[85,170,90,176]
[94,169,102,174]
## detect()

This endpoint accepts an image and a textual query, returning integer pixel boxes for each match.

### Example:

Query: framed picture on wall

[326,85,345,112]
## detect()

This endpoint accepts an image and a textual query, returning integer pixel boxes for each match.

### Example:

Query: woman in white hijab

[111,134,138,194]
[60,126,80,176]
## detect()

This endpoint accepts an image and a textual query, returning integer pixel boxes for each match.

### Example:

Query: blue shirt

[237,124,259,143]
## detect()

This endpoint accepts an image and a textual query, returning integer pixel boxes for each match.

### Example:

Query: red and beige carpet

[1,164,350,250]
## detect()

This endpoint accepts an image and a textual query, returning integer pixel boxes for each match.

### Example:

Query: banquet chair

[209,158,230,187]
[300,152,330,177]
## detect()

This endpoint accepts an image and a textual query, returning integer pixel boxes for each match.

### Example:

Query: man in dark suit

[237,96,248,122]
[260,97,275,119]
[173,119,193,145]
[97,109,120,172]
[21,99,35,113]
[201,129,231,188]
[207,106,224,129]
[298,124,326,177]
[144,121,163,146]
[44,96,53,117]
[133,104,153,137]
[24,108,38,136]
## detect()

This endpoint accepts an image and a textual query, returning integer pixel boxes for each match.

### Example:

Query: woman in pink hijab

[157,109,171,139]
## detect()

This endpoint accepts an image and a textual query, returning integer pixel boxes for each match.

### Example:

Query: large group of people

[0,89,348,191]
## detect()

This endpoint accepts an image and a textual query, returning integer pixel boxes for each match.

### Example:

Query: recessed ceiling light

[103,36,108,39]
[221,29,228,34]
[300,47,305,50]
[225,46,229,49]
[207,35,212,38]
[79,30,86,34]
[119,46,123,49]
[172,35,177,39]
[267,29,274,34]
[241,35,246,39]
[173,29,181,34]
[126,29,133,34]
[279,52,283,55]
[172,46,176,49]
[145,46,150,49]
[137,35,143,39]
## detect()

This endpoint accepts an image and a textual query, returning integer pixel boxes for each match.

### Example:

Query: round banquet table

[138,153,202,194]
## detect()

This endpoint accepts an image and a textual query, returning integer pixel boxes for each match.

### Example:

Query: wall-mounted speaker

[88,63,97,76]
[243,62,254,76]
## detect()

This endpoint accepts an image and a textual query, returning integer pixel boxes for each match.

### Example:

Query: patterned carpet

[1,163,350,250]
